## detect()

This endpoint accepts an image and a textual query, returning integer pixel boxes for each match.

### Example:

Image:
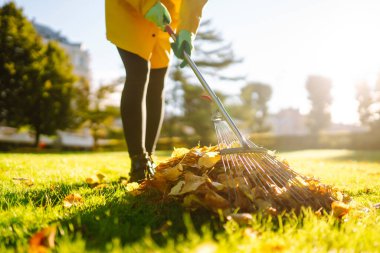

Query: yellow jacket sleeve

[178,0,208,34]
[122,0,158,15]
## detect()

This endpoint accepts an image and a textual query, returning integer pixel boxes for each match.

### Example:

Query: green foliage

[355,81,372,127]
[305,75,332,135]
[0,2,45,126]
[163,20,242,146]
[354,75,380,140]
[182,82,215,145]
[0,150,380,252]
[371,76,380,133]
[30,41,76,141]
[0,2,76,146]
[83,83,120,149]
[232,82,272,133]
[70,76,91,128]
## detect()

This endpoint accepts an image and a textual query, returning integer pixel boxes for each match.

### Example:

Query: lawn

[1,149,380,252]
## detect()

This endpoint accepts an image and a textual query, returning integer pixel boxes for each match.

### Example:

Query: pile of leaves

[144,146,352,218]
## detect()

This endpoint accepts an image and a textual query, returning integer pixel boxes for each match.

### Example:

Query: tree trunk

[92,124,99,150]
[34,127,40,148]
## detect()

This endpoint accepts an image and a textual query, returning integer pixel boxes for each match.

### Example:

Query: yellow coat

[105,0,208,68]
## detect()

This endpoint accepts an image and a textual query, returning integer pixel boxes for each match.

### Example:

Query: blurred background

[1,0,380,151]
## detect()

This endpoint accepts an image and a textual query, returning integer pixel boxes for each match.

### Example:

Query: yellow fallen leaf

[227,213,253,225]
[29,225,56,253]
[125,182,143,196]
[93,184,108,190]
[204,190,230,210]
[255,199,272,211]
[242,228,259,240]
[169,181,185,196]
[63,193,83,209]
[198,152,220,169]
[209,181,225,191]
[153,221,172,234]
[13,177,34,187]
[157,164,183,181]
[179,173,208,195]
[85,172,106,187]
[126,182,140,192]
[96,173,105,182]
[332,201,350,218]
[183,194,203,209]
[194,243,218,253]
[171,147,190,158]
[85,176,98,185]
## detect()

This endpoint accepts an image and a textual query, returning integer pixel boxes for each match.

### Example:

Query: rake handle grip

[165,25,249,148]
[165,25,176,40]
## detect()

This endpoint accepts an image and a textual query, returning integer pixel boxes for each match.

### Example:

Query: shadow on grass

[1,182,86,210]
[58,187,223,250]
[326,150,380,163]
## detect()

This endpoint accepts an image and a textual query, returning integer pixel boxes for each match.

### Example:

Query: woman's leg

[145,67,168,155]
[117,48,149,157]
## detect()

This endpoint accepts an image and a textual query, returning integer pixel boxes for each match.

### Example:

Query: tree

[305,75,332,135]
[84,83,119,149]
[0,2,44,127]
[163,20,242,145]
[181,73,216,145]
[355,81,372,127]
[371,76,380,133]
[0,2,76,146]
[29,41,76,146]
[232,82,272,133]
[70,76,91,128]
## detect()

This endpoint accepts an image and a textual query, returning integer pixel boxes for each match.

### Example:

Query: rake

[166,26,326,212]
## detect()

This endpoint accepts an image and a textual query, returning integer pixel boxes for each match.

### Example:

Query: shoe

[147,155,157,179]
[129,153,156,182]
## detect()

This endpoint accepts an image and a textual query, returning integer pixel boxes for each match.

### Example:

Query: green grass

[1,149,380,252]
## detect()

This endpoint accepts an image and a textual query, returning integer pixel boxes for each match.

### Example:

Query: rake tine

[256,153,311,202]
[261,153,313,200]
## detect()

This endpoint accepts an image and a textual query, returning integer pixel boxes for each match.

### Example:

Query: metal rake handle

[165,25,249,148]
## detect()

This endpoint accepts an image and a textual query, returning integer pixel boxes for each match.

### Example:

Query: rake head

[212,113,333,213]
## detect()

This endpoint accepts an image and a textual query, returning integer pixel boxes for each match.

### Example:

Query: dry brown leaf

[153,221,172,234]
[242,227,259,240]
[208,181,225,191]
[119,176,129,186]
[227,213,253,225]
[28,225,56,253]
[198,152,220,169]
[169,181,185,196]
[146,145,352,216]
[204,190,230,210]
[255,199,272,211]
[171,147,190,158]
[125,182,143,196]
[85,176,98,185]
[93,183,108,190]
[183,194,204,209]
[332,201,350,218]
[85,172,106,187]
[63,193,83,209]
[156,164,183,181]
[13,177,34,187]
[96,173,105,181]
[180,173,208,195]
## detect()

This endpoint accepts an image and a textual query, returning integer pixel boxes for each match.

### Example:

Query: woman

[105,0,208,182]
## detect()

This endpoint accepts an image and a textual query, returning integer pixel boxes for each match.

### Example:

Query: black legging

[117,48,167,157]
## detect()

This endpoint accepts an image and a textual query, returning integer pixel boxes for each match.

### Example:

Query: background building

[32,21,91,80]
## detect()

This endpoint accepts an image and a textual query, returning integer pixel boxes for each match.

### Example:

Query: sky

[4,0,380,124]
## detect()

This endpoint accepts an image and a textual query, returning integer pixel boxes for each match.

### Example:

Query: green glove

[144,2,171,31]
[171,30,194,68]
